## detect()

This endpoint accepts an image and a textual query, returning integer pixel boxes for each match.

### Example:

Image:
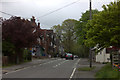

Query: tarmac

[2,58,106,79]
[2,58,56,74]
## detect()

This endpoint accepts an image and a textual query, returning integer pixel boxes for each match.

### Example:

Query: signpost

[112,51,120,71]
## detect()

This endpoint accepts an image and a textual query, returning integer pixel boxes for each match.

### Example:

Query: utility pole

[89,0,92,68]
[90,0,92,20]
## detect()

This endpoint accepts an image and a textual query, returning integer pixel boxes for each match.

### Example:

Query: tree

[52,19,90,57]
[52,24,62,42]
[75,9,99,45]
[61,19,78,53]
[85,1,120,49]
[52,19,78,54]
[2,16,38,63]
[74,10,99,57]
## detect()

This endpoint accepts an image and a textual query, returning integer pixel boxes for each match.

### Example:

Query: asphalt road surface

[3,58,80,79]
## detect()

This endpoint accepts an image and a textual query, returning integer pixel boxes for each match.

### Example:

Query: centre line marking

[4,59,60,75]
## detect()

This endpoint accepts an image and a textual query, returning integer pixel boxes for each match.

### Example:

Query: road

[2,58,80,79]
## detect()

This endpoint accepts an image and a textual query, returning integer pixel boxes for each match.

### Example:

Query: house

[30,16,60,58]
[95,46,120,63]
[96,48,110,63]
[38,29,59,57]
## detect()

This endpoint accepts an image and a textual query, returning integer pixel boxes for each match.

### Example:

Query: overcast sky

[1,0,115,29]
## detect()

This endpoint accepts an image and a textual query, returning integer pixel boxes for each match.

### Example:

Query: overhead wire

[0,11,14,17]
[0,0,81,21]
[37,0,80,19]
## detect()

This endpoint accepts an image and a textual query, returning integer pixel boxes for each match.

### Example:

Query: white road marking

[4,66,31,75]
[69,59,80,80]
[69,68,76,80]
[4,59,61,75]
[53,60,68,68]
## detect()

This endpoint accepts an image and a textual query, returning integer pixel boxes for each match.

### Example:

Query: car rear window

[66,54,72,56]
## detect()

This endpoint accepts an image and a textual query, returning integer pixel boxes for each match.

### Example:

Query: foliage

[52,24,62,40]
[2,16,38,49]
[78,66,96,71]
[2,41,15,56]
[52,19,78,53]
[75,9,99,45]
[2,16,38,63]
[95,63,120,79]
[74,10,99,57]
[23,49,31,61]
[52,19,90,57]
[71,42,89,57]
[85,1,120,49]
[61,19,78,52]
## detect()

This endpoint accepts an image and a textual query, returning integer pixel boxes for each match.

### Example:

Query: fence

[2,56,8,66]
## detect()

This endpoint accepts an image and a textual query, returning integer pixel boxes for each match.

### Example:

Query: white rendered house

[96,48,110,63]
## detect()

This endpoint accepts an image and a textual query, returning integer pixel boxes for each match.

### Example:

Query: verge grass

[78,66,96,71]
[95,63,120,79]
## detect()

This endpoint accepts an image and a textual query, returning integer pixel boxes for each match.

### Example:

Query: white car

[74,55,78,58]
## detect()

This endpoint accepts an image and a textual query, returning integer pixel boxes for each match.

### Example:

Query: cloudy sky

[1,0,115,29]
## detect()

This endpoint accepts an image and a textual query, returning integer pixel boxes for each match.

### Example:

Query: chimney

[31,16,35,23]
[38,22,40,29]
[16,17,21,19]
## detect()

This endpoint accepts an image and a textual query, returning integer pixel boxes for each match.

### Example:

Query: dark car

[65,53,74,60]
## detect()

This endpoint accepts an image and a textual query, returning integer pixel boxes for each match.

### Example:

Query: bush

[2,41,15,56]
[23,49,32,61]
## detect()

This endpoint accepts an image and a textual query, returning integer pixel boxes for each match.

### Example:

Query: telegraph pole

[90,0,92,20]
[89,0,92,68]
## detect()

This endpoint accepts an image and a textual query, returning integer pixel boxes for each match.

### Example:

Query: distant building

[38,29,59,57]
[30,16,60,58]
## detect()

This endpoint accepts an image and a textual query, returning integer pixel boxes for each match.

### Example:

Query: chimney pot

[38,22,40,29]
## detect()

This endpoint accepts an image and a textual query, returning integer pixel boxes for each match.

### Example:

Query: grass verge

[78,66,96,71]
[95,63,120,79]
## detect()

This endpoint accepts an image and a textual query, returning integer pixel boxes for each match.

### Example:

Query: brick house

[31,17,59,57]
[38,29,59,57]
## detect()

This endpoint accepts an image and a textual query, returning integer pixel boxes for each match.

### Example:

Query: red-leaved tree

[2,16,39,63]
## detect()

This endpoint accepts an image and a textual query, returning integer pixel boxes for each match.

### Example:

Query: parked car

[74,55,79,58]
[65,53,74,60]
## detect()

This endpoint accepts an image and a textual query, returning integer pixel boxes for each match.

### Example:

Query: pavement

[73,58,105,79]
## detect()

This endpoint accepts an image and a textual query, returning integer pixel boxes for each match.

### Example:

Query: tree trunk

[110,52,112,65]
[15,48,24,64]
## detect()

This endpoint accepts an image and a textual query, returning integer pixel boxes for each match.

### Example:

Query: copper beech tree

[2,16,39,63]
